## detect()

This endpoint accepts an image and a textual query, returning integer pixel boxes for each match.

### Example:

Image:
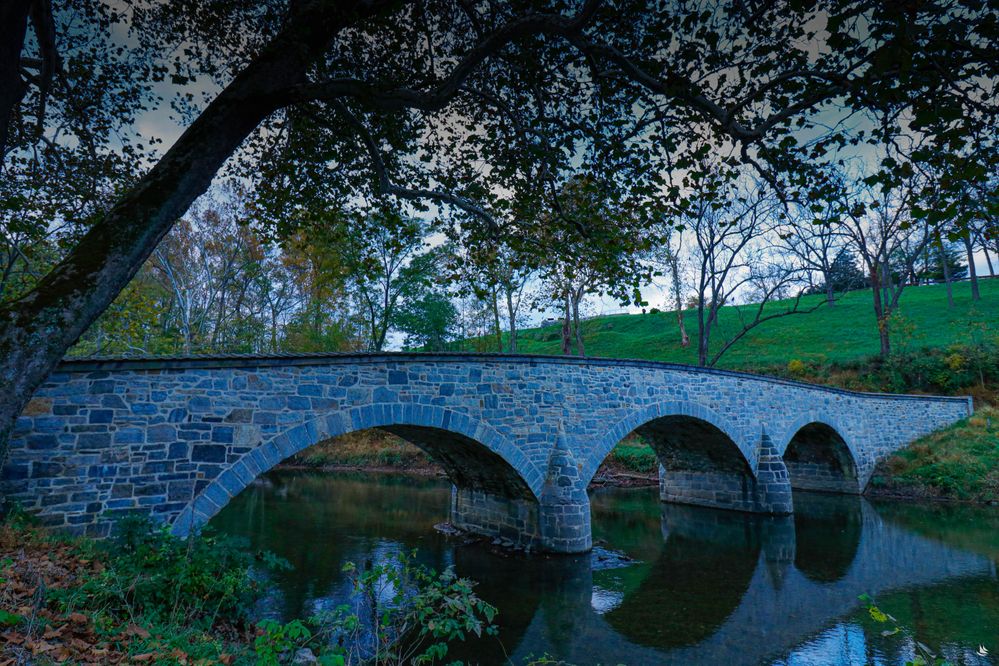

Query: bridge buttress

[538,430,592,554]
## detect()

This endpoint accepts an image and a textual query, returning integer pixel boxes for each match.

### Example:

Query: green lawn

[504,279,999,370]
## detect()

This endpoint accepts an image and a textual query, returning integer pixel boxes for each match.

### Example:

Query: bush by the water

[608,437,659,474]
[54,514,287,627]
[1,514,497,664]
[254,551,497,665]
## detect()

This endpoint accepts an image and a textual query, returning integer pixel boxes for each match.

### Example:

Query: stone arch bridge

[2,353,971,553]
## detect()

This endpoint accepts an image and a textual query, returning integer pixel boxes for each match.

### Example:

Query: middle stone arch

[585,402,791,515]
[583,401,755,484]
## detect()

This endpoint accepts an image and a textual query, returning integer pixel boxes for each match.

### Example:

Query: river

[210,470,999,665]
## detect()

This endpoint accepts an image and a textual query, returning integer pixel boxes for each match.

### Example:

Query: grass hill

[506,279,999,370]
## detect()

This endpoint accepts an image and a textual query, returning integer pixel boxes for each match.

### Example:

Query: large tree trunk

[676,308,689,348]
[963,234,980,301]
[490,283,503,352]
[571,288,584,357]
[667,253,689,347]
[0,1,32,160]
[982,242,995,277]
[697,300,709,366]
[937,234,954,308]
[0,7,359,473]
[869,267,891,358]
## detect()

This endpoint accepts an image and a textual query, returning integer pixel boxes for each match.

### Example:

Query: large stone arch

[778,416,861,494]
[582,401,752,484]
[171,404,542,536]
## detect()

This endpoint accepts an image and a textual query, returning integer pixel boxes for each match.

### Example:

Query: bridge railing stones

[1,352,972,552]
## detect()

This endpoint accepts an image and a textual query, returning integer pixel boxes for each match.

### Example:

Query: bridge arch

[582,401,752,485]
[779,417,861,495]
[172,404,542,536]
[583,401,787,514]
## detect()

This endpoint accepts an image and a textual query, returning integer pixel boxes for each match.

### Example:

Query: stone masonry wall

[784,461,860,494]
[450,487,541,550]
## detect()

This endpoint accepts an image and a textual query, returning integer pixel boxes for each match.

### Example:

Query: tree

[646,220,690,347]
[394,291,459,352]
[839,174,935,357]
[916,240,967,284]
[533,174,649,356]
[343,212,430,352]
[1,1,996,478]
[687,179,816,367]
[279,225,363,354]
[779,202,860,306]
[823,250,868,294]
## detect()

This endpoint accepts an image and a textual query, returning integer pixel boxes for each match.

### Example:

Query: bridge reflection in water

[485,493,995,666]
[213,473,997,666]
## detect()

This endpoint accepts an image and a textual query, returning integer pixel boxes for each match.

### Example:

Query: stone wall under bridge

[2,353,972,553]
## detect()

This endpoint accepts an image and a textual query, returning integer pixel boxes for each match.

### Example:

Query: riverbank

[0,515,253,664]
[0,512,501,666]
[866,406,999,504]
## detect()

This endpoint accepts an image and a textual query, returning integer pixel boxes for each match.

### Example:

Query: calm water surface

[211,471,999,665]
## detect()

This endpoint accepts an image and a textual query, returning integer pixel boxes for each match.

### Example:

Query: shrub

[52,515,288,629]
[787,359,807,376]
[254,550,498,666]
[610,440,659,474]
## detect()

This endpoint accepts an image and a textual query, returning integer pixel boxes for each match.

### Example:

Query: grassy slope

[869,406,999,502]
[507,279,999,369]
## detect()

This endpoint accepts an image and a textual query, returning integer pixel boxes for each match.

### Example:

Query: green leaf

[0,610,22,627]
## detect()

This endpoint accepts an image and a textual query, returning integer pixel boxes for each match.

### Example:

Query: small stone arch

[780,417,861,495]
[582,401,753,484]
[172,404,542,536]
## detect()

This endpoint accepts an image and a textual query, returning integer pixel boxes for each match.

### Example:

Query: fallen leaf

[125,623,151,639]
